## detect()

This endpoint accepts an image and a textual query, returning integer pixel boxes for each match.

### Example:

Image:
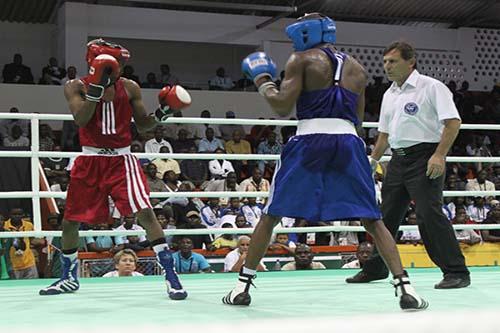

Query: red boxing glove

[85,54,120,102]
[155,85,192,122]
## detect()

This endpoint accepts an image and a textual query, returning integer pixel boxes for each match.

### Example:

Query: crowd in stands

[1,53,500,280]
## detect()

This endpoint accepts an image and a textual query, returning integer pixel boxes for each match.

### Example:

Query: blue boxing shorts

[263,131,381,222]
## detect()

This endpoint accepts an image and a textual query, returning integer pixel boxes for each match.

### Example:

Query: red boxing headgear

[86,38,130,66]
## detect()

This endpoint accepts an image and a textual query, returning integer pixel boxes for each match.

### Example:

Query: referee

[347,41,470,289]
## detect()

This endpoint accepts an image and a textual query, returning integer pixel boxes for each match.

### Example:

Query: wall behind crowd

[1,2,499,91]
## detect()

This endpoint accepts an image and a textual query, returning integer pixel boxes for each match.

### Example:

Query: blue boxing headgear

[285,16,336,52]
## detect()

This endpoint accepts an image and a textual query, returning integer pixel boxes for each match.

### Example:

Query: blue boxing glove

[242,52,277,84]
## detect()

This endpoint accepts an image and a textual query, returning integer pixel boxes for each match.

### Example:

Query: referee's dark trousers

[363,143,469,277]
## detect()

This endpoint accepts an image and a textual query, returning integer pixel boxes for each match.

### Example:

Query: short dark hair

[383,41,416,67]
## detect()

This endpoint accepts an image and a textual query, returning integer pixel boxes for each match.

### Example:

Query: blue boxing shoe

[39,254,80,295]
[156,247,187,300]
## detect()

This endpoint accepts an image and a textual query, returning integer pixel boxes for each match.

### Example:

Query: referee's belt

[82,146,131,156]
[391,143,438,156]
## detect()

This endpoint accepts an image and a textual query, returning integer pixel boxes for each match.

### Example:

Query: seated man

[452,207,481,245]
[224,236,266,273]
[102,249,144,277]
[281,243,326,271]
[342,242,374,269]
[172,237,212,273]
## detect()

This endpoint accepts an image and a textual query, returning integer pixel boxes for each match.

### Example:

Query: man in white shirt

[347,41,470,289]
[144,125,173,155]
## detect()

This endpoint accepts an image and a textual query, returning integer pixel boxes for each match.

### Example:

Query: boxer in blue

[222,13,428,311]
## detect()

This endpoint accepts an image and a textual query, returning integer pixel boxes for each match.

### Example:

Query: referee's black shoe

[345,271,388,283]
[434,275,471,289]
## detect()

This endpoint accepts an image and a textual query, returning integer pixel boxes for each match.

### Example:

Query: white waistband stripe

[296,118,357,136]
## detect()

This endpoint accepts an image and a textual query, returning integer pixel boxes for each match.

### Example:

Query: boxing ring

[1,113,500,332]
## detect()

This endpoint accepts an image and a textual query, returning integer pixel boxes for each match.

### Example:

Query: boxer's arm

[258,53,304,117]
[126,79,157,133]
[64,79,98,127]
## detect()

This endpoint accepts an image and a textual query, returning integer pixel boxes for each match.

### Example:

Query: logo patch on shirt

[404,102,419,115]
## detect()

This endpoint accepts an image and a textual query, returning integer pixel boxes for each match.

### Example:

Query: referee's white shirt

[378,70,460,149]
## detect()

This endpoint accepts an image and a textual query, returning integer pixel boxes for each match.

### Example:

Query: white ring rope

[1,113,500,130]
[2,224,499,239]
[0,113,498,232]
[0,190,498,199]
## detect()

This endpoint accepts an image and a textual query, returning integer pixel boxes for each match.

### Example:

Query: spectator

[159,64,179,86]
[281,244,326,271]
[172,129,196,153]
[268,233,296,254]
[257,132,283,176]
[122,65,140,83]
[38,67,57,85]
[61,66,78,84]
[180,146,208,188]
[248,119,273,148]
[465,169,496,198]
[2,53,34,84]
[41,57,66,85]
[209,67,234,91]
[102,249,144,277]
[152,146,181,178]
[2,125,29,148]
[163,170,182,192]
[131,140,149,166]
[145,163,168,208]
[235,75,255,91]
[144,125,173,155]
[112,214,147,251]
[205,171,239,206]
[234,214,252,229]
[240,197,263,227]
[220,197,241,216]
[3,208,38,279]
[200,198,222,228]
[39,124,55,151]
[192,110,222,140]
[208,148,235,179]
[225,129,252,176]
[0,107,30,140]
[60,119,79,151]
[176,211,214,250]
[198,128,224,153]
[342,242,374,269]
[398,211,421,244]
[481,206,500,242]
[330,221,361,246]
[219,111,246,141]
[172,237,212,273]
[163,110,193,141]
[41,146,69,179]
[467,197,490,223]
[223,236,266,272]
[452,208,481,245]
[141,72,161,89]
[85,224,114,253]
[238,167,271,204]
[211,223,238,250]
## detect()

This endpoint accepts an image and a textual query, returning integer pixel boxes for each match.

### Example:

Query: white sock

[242,267,256,276]
[153,243,169,254]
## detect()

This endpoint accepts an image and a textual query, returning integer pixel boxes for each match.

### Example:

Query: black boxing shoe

[345,270,388,283]
[434,275,471,289]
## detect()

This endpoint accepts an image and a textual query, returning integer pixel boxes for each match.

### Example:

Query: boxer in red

[40,39,191,300]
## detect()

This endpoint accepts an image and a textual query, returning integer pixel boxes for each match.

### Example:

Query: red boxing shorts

[65,153,151,224]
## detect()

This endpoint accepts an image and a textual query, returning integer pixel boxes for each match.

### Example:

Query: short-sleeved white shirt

[378,70,460,149]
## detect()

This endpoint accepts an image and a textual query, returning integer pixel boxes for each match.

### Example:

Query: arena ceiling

[1,0,500,29]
